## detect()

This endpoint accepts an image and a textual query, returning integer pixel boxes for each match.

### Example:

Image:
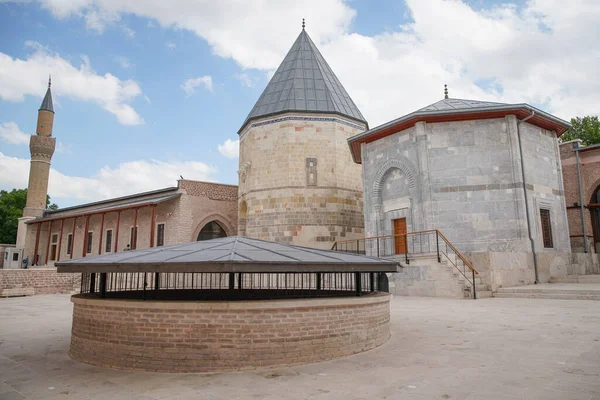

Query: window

[157,224,165,247]
[86,232,93,254]
[540,209,553,248]
[197,221,227,241]
[105,230,112,253]
[67,234,72,255]
[51,234,58,244]
[13,253,19,261]
[306,158,317,186]
[130,226,138,249]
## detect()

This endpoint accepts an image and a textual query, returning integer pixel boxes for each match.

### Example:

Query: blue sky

[0,0,597,208]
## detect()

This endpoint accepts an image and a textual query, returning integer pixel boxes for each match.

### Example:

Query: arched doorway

[591,186,600,253]
[197,221,227,241]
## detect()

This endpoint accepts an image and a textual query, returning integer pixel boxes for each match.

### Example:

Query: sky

[0,0,598,208]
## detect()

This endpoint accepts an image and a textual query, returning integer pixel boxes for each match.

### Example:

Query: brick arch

[372,158,417,201]
[588,178,600,204]
[192,213,235,242]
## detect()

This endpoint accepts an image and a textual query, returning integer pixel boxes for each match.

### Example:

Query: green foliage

[561,116,600,146]
[0,189,59,244]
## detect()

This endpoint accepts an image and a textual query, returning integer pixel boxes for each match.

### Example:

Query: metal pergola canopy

[56,236,399,274]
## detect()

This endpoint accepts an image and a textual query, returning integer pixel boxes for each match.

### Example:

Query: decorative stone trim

[239,115,365,138]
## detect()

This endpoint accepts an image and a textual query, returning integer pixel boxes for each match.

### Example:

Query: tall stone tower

[23,76,56,218]
[238,24,368,249]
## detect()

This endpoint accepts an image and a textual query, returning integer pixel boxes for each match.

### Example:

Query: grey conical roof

[39,86,54,113]
[240,29,367,132]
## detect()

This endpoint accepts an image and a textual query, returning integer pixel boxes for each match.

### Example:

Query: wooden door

[394,218,407,254]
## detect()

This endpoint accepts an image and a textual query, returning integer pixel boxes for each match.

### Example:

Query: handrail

[332,230,478,274]
[331,229,480,299]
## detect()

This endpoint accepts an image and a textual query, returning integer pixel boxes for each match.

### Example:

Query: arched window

[197,221,227,241]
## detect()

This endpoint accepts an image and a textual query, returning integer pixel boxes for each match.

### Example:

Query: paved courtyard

[1,294,599,400]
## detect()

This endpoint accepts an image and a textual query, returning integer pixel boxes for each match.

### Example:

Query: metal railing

[79,271,387,300]
[331,230,479,299]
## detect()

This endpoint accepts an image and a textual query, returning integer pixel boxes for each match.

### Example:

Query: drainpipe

[516,110,539,283]
[574,141,590,253]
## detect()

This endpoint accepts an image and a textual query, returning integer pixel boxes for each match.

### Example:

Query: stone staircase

[388,253,491,299]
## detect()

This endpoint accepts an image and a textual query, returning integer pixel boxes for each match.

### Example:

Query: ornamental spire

[302,18,305,30]
[444,84,449,99]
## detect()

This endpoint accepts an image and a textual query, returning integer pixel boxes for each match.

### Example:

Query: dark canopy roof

[56,236,399,273]
[239,29,367,133]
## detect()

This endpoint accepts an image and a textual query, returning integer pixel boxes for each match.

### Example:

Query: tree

[561,115,600,146]
[0,189,59,244]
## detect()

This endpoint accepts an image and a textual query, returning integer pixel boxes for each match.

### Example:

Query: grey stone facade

[360,115,579,289]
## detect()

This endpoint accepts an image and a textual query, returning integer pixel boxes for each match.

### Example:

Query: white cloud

[165,41,176,49]
[181,76,213,95]
[0,122,30,145]
[234,73,255,88]
[10,0,600,124]
[0,152,217,206]
[55,141,72,154]
[217,138,239,159]
[121,25,135,38]
[0,42,144,125]
[114,56,133,69]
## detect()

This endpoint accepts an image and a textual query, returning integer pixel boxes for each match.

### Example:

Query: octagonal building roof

[239,28,367,133]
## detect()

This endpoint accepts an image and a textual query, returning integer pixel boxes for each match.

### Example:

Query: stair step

[549,274,600,284]
[494,292,600,300]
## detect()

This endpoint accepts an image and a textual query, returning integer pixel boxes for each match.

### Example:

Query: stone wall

[0,268,80,296]
[238,113,366,248]
[69,293,391,373]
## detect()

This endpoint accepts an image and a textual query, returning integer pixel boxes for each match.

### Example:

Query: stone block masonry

[0,268,80,297]
[69,293,391,373]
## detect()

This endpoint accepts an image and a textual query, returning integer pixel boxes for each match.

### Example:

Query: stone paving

[1,294,599,400]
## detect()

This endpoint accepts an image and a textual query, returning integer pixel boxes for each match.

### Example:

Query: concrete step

[549,274,600,284]
[494,283,600,300]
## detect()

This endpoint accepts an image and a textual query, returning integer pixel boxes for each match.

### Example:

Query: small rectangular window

[51,234,58,244]
[105,230,112,253]
[13,253,19,261]
[67,234,72,255]
[540,209,553,248]
[86,232,93,254]
[306,158,317,186]
[157,224,165,247]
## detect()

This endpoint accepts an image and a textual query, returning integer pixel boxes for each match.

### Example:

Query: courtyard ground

[0,294,599,400]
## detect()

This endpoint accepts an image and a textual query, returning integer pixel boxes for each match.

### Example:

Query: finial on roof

[302,18,305,30]
[444,84,448,99]
[48,74,51,88]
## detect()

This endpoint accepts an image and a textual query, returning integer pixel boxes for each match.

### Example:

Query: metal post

[472,269,477,300]
[356,240,359,255]
[370,272,374,292]
[376,237,380,258]
[355,272,362,296]
[229,273,235,290]
[316,273,322,290]
[114,211,121,253]
[98,213,105,255]
[33,223,41,265]
[238,272,243,289]
[142,273,147,299]
[99,273,107,298]
[436,231,441,263]
[404,235,409,265]
[154,273,160,292]
[44,220,52,265]
[90,273,96,294]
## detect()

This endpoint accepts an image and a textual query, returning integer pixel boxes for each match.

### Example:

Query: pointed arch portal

[197,221,227,241]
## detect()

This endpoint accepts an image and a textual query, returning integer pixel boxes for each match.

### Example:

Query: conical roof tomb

[239,28,367,132]
[39,75,54,113]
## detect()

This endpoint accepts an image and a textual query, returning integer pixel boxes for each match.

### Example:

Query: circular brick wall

[69,293,391,372]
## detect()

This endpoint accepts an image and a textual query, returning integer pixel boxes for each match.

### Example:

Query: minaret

[23,76,56,218]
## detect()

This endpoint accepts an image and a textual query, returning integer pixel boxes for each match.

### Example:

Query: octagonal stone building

[237,26,367,249]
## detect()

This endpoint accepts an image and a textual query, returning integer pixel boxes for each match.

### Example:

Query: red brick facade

[560,142,600,252]
[0,269,80,296]
[69,294,391,372]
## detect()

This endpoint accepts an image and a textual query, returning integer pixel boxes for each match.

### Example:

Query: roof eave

[347,104,571,164]
[238,109,369,135]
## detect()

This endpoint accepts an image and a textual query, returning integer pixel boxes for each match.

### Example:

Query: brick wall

[0,269,80,296]
[69,293,391,373]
